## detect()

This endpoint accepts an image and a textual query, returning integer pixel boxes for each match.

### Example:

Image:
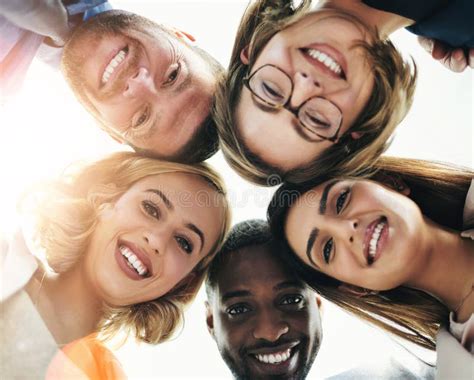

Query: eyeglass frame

[243,64,344,143]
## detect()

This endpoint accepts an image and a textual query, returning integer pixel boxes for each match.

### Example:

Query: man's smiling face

[62,11,218,159]
[206,243,322,380]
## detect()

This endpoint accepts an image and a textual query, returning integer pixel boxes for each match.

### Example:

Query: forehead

[216,243,299,294]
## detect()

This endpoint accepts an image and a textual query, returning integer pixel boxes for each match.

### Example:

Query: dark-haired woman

[268,157,473,378]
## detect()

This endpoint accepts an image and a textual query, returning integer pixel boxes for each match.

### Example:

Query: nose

[289,71,322,109]
[123,67,157,99]
[252,309,289,342]
[326,216,359,245]
[143,233,162,256]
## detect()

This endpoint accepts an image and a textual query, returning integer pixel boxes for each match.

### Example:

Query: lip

[301,43,348,80]
[98,45,129,90]
[114,239,154,280]
[246,342,300,376]
[363,217,389,265]
[247,341,299,356]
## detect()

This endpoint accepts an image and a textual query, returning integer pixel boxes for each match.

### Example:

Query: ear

[316,295,322,308]
[338,283,378,298]
[205,301,215,338]
[315,295,323,317]
[240,45,250,65]
[350,131,364,140]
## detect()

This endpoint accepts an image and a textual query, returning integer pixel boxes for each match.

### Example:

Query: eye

[142,201,160,219]
[133,107,149,129]
[280,294,304,306]
[227,304,251,316]
[301,108,331,129]
[336,188,351,214]
[261,81,285,101]
[175,236,193,254]
[164,62,181,86]
[322,238,333,264]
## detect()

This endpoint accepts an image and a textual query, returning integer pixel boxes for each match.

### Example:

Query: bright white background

[0,1,472,378]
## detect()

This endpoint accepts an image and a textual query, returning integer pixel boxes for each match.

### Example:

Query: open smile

[247,341,300,374]
[364,216,389,265]
[115,240,153,280]
[100,45,129,87]
[300,44,347,80]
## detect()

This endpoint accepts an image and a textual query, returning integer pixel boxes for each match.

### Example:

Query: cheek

[162,255,194,288]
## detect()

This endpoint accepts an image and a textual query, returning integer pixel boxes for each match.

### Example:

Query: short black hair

[206,219,289,300]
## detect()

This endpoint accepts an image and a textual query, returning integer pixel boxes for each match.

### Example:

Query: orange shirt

[46,334,127,380]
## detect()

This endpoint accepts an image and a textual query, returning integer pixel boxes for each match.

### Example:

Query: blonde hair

[269,157,473,350]
[214,0,416,186]
[25,152,231,344]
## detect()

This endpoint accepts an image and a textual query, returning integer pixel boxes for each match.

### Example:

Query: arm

[0,0,69,44]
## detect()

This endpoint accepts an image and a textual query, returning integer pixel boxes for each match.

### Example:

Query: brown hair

[62,10,222,163]
[268,156,473,350]
[214,0,416,186]
[24,152,231,344]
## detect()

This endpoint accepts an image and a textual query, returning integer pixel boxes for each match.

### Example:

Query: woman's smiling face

[236,10,375,171]
[83,172,226,306]
[284,179,428,291]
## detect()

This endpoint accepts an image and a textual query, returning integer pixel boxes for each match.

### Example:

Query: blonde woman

[268,157,473,378]
[1,152,231,378]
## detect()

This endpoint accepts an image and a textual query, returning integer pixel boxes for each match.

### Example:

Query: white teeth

[368,221,385,259]
[119,245,148,277]
[102,49,126,84]
[255,349,291,365]
[306,48,342,76]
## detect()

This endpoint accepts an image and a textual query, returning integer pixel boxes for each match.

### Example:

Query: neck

[317,0,415,39]
[407,220,474,322]
[34,262,103,345]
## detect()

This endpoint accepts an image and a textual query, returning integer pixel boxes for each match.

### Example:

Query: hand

[418,36,473,73]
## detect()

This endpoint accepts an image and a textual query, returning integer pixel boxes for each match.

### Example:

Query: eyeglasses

[243,64,343,142]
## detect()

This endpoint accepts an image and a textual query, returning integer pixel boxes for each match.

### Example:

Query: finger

[431,40,449,60]
[445,52,467,73]
[417,36,434,53]
[469,49,474,69]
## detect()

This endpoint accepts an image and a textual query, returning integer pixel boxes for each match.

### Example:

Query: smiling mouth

[249,341,299,367]
[101,46,128,84]
[119,244,150,278]
[254,347,292,364]
[365,217,388,265]
[301,48,346,79]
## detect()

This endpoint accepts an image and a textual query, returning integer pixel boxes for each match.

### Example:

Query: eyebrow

[186,223,205,252]
[221,280,304,303]
[146,189,173,210]
[142,111,158,140]
[305,180,340,268]
[274,280,305,291]
[174,66,192,94]
[222,290,251,302]
[319,180,339,214]
[306,228,320,269]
